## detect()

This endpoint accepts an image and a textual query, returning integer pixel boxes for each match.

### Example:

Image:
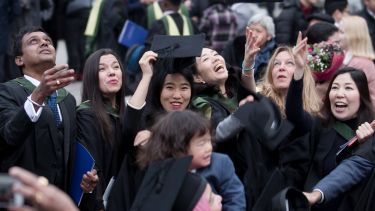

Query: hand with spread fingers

[241,28,261,92]
[80,169,99,193]
[292,31,308,80]
[30,64,75,106]
[8,166,78,211]
[243,27,261,69]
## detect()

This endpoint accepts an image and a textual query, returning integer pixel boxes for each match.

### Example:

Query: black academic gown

[234,123,308,211]
[76,103,123,211]
[0,78,76,192]
[303,121,375,211]
[264,118,375,211]
[215,93,315,211]
[106,105,145,211]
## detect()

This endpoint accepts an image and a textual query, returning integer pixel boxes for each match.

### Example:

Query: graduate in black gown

[265,68,375,211]
[0,26,76,192]
[107,35,204,210]
[298,68,375,210]
[76,48,126,210]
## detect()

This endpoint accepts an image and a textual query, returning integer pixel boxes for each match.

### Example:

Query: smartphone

[0,174,24,208]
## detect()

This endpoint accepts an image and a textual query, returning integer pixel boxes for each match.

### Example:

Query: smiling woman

[295,67,375,210]
[192,47,255,128]
[328,72,360,121]
[321,67,374,126]
[159,73,191,112]
[77,48,126,210]
[135,54,195,128]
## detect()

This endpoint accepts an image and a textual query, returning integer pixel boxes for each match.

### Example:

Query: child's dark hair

[137,110,212,169]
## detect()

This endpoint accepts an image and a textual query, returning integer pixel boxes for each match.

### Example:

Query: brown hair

[321,67,375,126]
[137,110,212,169]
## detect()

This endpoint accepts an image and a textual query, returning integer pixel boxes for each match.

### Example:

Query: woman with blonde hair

[339,15,375,109]
[240,30,321,136]
[258,45,321,118]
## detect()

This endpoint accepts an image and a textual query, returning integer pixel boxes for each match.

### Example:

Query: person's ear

[15,56,24,67]
[193,74,205,84]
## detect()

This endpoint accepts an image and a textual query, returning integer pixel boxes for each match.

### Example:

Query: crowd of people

[1,0,375,211]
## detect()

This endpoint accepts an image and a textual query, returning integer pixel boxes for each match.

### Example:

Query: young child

[137,110,246,211]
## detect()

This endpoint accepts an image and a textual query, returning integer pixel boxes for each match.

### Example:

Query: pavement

[56,40,82,105]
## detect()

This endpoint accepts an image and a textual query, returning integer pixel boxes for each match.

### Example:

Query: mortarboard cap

[150,34,204,75]
[130,156,207,211]
[233,93,294,151]
[150,34,205,58]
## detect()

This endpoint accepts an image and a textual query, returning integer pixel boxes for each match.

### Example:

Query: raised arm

[240,28,261,92]
[286,32,313,136]
[128,51,157,108]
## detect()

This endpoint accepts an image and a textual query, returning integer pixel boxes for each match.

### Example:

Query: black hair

[321,67,375,126]
[148,58,195,112]
[81,48,126,144]
[12,26,48,58]
[324,0,348,16]
[166,0,182,6]
[305,22,339,44]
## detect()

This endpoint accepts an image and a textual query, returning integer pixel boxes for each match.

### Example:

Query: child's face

[188,131,212,169]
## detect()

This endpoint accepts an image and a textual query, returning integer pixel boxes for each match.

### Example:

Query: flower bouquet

[307,43,344,82]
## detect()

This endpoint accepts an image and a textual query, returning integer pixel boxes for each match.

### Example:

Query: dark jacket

[215,95,298,211]
[144,12,199,50]
[275,0,319,45]
[0,78,76,192]
[303,120,375,211]
[0,0,21,54]
[95,0,128,57]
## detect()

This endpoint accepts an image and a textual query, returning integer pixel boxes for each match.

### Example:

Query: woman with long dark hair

[293,67,375,210]
[77,48,126,210]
